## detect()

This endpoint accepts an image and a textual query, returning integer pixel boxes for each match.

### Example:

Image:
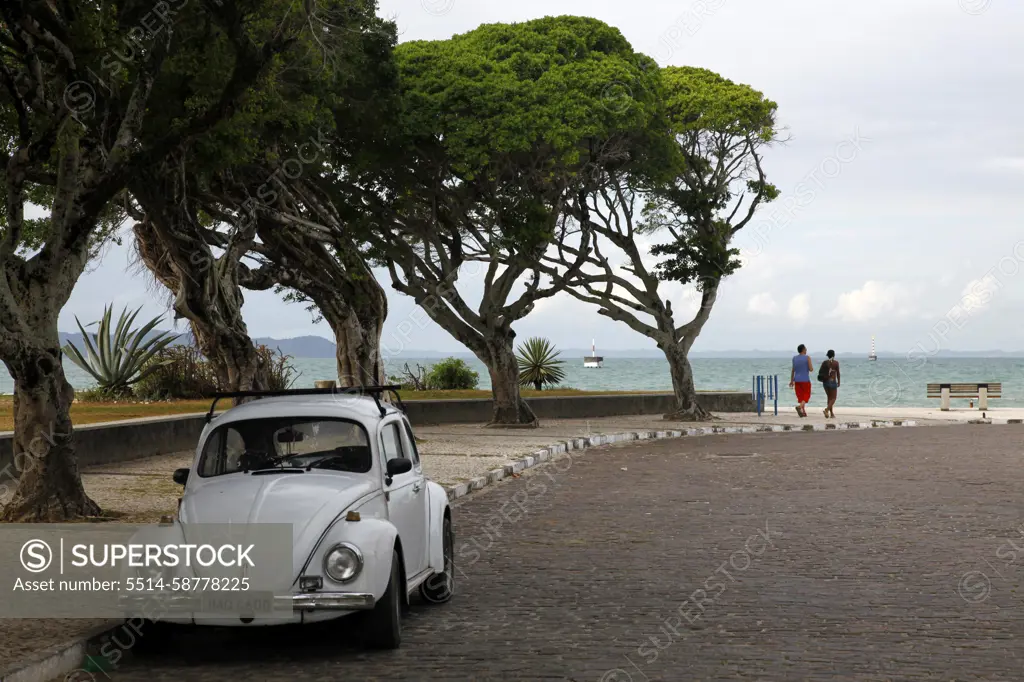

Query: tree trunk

[662,342,712,422]
[191,324,268,394]
[482,339,536,426]
[131,170,268,397]
[332,307,385,387]
[0,348,100,521]
[248,222,387,388]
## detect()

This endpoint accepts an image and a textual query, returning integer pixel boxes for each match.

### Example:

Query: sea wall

[402,391,754,423]
[0,392,754,476]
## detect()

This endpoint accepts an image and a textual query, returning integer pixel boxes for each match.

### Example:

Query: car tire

[131,619,173,655]
[365,549,402,649]
[420,515,454,604]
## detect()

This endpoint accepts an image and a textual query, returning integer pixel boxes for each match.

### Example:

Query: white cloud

[788,293,810,322]
[832,281,913,322]
[957,274,1001,314]
[747,293,779,315]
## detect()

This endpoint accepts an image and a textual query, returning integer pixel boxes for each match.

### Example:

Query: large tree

[0,0,305,521]
[363,16,665,425]
[130,0,395,393]
[542,66,779,420]
[253,220,388,388]
[197,175,390,388]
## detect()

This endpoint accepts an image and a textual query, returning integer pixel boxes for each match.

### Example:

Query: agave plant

[62,305,180,395]
[516,337,566,390]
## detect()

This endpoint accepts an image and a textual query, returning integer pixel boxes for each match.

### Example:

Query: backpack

[817,360,830,383]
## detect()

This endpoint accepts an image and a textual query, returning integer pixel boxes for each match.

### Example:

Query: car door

[379,419,428,578]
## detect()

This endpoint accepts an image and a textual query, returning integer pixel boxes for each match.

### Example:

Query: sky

[58,0,1024,356]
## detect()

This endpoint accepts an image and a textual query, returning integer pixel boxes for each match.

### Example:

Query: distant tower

[869,335,877,361]
[584,339,603,368]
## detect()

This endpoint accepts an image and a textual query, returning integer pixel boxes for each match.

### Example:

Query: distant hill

[255,335,336,358]
[58,331,338,359]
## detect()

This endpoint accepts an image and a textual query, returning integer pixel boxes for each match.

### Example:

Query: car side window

[380,422,405,464]
[402,420,420,465]
[198,429,224,477]
[198,427,246,477]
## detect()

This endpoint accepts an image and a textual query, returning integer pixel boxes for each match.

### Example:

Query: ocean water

[6,355,1024,409]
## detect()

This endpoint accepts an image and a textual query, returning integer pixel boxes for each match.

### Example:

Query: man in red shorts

[789,344,813,417]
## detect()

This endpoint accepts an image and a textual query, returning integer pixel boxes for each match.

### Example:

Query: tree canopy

[360,15,667,424]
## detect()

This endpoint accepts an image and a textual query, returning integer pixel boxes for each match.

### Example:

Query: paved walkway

[93,424,1023,681]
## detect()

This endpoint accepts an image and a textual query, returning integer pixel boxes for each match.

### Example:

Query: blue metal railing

[751,374,779,416]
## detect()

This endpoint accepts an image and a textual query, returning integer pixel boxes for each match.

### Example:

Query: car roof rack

[205,385,405,423]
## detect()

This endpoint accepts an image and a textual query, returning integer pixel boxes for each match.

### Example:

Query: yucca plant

[62,305,180,396]
[516,337,566,390]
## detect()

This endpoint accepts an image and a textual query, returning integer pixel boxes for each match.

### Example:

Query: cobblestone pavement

[96,425,1023,681]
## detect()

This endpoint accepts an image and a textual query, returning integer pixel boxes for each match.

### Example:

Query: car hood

[180,472,378,584]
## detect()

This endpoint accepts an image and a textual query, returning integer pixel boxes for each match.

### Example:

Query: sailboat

[583,339,603,368]
[868,335,878,361]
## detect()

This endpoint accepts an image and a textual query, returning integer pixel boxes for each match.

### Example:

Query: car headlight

[323,543,363,583]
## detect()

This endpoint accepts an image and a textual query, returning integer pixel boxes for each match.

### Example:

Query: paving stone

[107,425,1023,681]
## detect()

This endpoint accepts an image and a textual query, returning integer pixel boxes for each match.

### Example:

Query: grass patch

[0,396,211,432]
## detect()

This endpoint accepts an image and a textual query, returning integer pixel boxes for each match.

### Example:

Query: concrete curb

[0,619,121,682]
[441,419,920,501]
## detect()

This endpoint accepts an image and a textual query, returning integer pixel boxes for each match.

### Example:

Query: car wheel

[420,515,454,604]
[365,549,402,649]
[131,619,174,655]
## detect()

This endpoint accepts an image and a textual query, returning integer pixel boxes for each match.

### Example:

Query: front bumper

[117,591,375,615]
[289,592,375,610]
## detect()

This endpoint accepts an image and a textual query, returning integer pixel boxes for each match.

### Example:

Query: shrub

[388,363,428,391]
[75,386,131,402]
[516,337,566,390]
[133,345,219,400]
[135,344,298,399]
[257,345,299,391]
[425,357,479,390]
[62,305,179,394]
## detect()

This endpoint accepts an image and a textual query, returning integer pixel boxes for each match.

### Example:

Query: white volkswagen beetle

[138,387,453,649]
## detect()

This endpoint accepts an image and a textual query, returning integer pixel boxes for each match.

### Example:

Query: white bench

[926,382,1001,411]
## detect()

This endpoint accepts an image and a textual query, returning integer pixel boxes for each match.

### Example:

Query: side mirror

[172,468,190,486]
[385,458,413,482]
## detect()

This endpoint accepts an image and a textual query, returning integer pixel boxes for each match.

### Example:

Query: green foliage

[133,346,220,400]
[390,16,667,249]
[425,358,480,391]
[397,16,660,172]
[661,67,777,140]
[641,66,780,286]
[648,223,743,287]
[62,306,180,393]
[142,0,398,201]
[516,338,566,390]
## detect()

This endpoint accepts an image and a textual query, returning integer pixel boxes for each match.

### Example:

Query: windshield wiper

[249,467,306,476]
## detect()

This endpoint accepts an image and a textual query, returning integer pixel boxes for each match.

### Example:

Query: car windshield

[198,417,372,477]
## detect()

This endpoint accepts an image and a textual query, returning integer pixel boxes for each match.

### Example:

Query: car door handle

[412,483,422,493]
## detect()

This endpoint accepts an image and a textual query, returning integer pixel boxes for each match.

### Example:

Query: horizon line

[55,331,1024,355]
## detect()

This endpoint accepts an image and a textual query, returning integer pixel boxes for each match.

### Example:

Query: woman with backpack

[818,349,840,418]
